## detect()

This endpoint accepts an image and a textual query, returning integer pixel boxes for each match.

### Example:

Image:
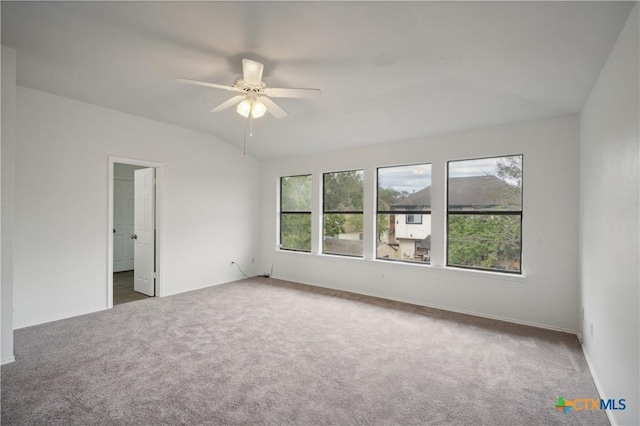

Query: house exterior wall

[394,213,430,241]
[394,214,431,260]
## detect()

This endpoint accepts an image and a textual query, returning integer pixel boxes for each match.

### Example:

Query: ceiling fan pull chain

[243,117,248,156]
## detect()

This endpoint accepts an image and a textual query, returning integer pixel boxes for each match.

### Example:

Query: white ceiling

[1,1,634,159]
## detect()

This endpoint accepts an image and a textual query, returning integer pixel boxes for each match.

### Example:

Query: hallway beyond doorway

[113,271,150,305]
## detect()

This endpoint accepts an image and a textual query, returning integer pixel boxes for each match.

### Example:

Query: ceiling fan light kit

[236,97,266,119]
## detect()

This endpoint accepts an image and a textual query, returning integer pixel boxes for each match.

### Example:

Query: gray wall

[579,5,639,426]
[2,46,17,364]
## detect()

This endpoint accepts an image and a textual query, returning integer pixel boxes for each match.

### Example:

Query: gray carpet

[1,277,608,425]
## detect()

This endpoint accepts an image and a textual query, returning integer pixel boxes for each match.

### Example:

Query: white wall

[13,86,261,328]
[1,46,17,364]
[260,115,580,332]
[579,4,639,426]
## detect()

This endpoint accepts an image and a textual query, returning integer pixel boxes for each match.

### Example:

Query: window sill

[275,249,526,282]
[424,264,526,282]
[369,258,526,282]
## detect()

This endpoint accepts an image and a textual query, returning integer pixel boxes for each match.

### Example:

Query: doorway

[108,157,163,308]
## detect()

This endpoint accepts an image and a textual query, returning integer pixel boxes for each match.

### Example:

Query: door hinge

[153,272,157,279]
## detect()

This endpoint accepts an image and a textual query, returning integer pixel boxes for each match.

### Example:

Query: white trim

[108,156,164,309]
[272,268,573,334]
[581,345,617,426]
[420,264,527,283]
[274,249,526,283]
[14,306,106,330]
[1,356,16,365]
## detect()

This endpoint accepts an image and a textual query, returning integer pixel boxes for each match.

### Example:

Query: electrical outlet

[381,273,385,280]
[252,257,255,264]
[590,322,594,338]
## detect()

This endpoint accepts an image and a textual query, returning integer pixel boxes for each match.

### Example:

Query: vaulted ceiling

[1,1,635,159]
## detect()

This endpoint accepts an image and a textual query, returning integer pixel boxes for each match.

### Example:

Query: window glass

[377,163,431,263]
[448,156,522,211]
[323,170,364,257]
[280,175,312,252]
[447,155,523,273]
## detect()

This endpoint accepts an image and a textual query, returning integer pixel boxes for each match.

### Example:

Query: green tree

[495,155,523,209]
[376,187,398,241]
[323,170,363,211]
[323,170,364,239]
[281,175,312,251]
[281,175,312,211]
[448,156,523,271]
[281,214,312,251]
[496,155,523,187]
[324,213,346,237]
[448,215,520,270]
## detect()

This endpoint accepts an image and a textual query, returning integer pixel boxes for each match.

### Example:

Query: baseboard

[273,274,578,335]
[1,356,16,365]
[581,345,617,426]
[14,306,106,330]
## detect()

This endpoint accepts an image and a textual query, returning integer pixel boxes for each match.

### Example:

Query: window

[280,175,312,252]
[377,163,432,263]
[406,213,422,224]
[447,155,523,273]
[323,170,364,257]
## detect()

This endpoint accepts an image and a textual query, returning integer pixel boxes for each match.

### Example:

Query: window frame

[279,174,313,253]
[376,163,432,264]
[322,169,364,257]
[446,154,523,274]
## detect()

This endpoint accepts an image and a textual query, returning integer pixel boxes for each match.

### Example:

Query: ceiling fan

[175,59,321,119]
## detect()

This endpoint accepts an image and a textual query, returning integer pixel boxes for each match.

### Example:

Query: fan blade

[264,87,321,99]
[210,95,246,113]
[259,96,288,119]
[174,77,242,93]
[242,59,264,85]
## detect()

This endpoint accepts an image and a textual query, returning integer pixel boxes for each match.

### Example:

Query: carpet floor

[1,277,608,425]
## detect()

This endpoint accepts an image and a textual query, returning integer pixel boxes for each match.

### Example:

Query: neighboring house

[376,242,399,259]
[388,185,432,262]
[447,175,519,211]
[384,175,518,262]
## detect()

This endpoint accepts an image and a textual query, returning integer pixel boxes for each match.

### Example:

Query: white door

[133,168,155,296]
[113,178,135,272]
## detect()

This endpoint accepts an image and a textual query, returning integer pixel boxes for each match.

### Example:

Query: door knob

[130,234,137,240]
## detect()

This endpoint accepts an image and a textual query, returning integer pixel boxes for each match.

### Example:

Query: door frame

[107,156,164,309]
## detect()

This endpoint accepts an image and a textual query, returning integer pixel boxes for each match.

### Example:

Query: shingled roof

[391,175,519,210]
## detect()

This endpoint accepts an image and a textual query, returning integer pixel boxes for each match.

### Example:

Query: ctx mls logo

[555,396,626,413]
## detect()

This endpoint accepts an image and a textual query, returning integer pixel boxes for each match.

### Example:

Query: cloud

[378,163,431,193]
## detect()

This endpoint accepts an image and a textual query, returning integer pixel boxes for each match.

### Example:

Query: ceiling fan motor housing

[236,80,266,94]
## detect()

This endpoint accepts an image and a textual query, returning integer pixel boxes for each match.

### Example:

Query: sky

[450,155,522,186]
[378,163,431,193]
[378,156,521,192]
